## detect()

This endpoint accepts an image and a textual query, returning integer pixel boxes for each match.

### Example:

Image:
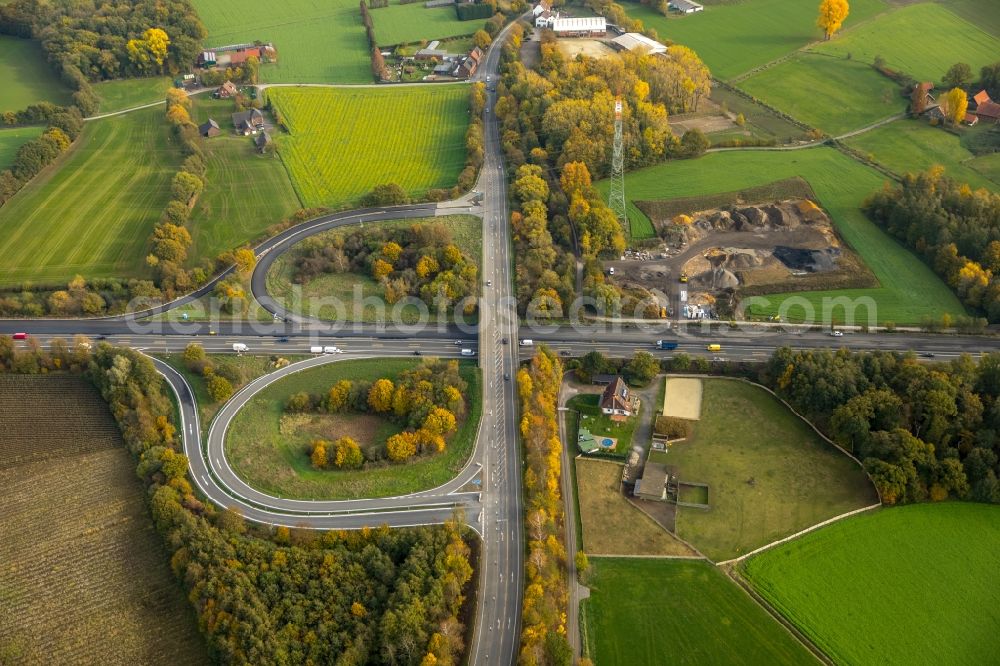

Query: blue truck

[655,340,678,350]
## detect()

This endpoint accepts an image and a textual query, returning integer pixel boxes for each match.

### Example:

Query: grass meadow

[604,147,966,324]
[92,76,175,114]
[372,4,474,46]
[847,118,1000,191]
[0,125,44,169]
[188,99,302,261]
[743,503,1000,665]
[191,0,371,84]
[266,215,481,323]
[971,152,1000,184]
[810,3,1000,83]
[740,53,904,135]
[647,380,876,561]
[0,375,207,664]
[946,0,1000,37]
[581,558,815,666]
[225,357,482,499]
[268,86,469,207]
[575,458,695,556]
[622,0,886,81]
[0,107,180,286]
[0,36,71,111]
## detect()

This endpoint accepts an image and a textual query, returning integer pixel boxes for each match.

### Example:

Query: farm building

[611,32,667,55]
[532,0,550,17]
[552,16,607,37]
[199,119,221,138]
[230,47,261,65]
[198,51,217,68]
[416,48,449,60]
[175,73,198,90]
[669,0,704,13]
[535,10,556,28]
[634,462,669,501]
[600,376,638,420]
[255,131,273,153]
[972,90,1000,124]
[232,109,264,135]
[215,80,239,99]
[965,113,979,127]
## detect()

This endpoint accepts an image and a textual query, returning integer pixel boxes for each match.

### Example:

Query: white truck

[232,343,248,354]
[310,346,342,354]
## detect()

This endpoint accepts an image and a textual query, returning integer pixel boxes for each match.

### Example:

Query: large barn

[552,16,607,37]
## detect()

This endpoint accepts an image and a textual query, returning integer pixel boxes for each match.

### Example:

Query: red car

[12,332,27,340]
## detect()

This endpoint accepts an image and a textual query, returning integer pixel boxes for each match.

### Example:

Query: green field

[0,36,71,111]
[603,147,966,324]
[581,558,814,665]
[622,0,886,81]
[946,0,1000,37]
[971,151,1000,183]
[810,3,1000,83]
[0,125,44,169]
[188,99,302,260]
[743,503,1000,665]
[740,53,903,135]
[372,4,474,46]
[0,107,180,286]
[648,380,876,561]
[847,118,1000,191]
[266,215,481,323]
[191,0,371,84]
[269,86,469,207]
[92,77,175,115]
[225,357,482,499]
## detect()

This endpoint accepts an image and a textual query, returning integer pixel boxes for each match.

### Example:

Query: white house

[535,9,556,28]
[599,376,638,420]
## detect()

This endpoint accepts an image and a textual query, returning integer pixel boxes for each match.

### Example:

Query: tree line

[516,347,573,665]
[285,359,468,464]
[762,347,1000,505]
[0,104,83,207]
[864,168,1000,321]
[0,338,475,665]
[291,220,479,316]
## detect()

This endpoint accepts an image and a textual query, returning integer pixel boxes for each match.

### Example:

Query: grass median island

[266,215,481,324]
[191,0,371,84]
[187,98,302,261]
[622,0,885,81]
[575,458,695,556]
[742,503,1000,665]
[846,118,1000,191]
[648,379,877,561]
[0,374,207,664]
[606,148,966,324]
[225,357,482,499]
[0,107,180,286]
[581,558,815,666]
[0,35,72,110]
[268,86,469,207]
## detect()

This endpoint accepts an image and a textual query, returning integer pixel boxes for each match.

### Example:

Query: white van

[323,346,342,354]
[310,346,324,354]
[460,349,475,357]
[519,339,534,346]
[232,343,248,353]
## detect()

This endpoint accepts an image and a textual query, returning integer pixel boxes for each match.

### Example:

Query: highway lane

[469,18,523,665]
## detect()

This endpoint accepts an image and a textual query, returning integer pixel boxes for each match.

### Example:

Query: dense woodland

[865,169,1000,322]
[291,222,479,316]
[0,0,205,82]
[763,348,1000,506]
[516,347,573,665]
[497,21,710,316]
[0,340,473,665]
[284,359,469,464]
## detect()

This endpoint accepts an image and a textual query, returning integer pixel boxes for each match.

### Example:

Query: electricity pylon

[608,96,628,227]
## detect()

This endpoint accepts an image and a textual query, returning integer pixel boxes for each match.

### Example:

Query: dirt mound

[773,246,841,273]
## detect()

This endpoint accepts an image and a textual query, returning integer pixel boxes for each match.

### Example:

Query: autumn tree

[942,87,968,125]
[387,431,418,461]
[817,0,849,40]
[327,380,352,412]
[473,29,492,50]
[234,248,257,274]
[207,373,234,402]
[369,378,395,412]
[333,436,363,469]
[311,440,328,469]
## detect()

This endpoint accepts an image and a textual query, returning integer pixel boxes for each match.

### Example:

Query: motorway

[4,18,1000,666]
